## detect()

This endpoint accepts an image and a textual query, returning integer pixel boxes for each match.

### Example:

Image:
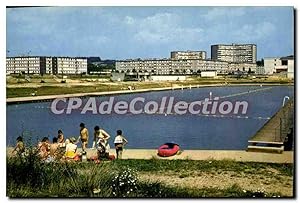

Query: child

[12,136,25,156]
[114,130,128,159]
[76,123,89,152]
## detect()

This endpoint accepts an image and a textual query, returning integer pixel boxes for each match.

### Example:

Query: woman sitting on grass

[65,137,78,159]
[38,137,50,160]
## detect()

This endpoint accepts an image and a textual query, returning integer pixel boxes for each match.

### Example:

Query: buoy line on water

[28,86,274,120]
[31,86,273,110]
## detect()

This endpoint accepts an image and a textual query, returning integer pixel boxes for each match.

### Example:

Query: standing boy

[77,123,89,152]
[114,130,128,159]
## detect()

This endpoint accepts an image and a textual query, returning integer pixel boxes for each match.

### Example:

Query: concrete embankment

[6,83,291,104]
[103,149,293,163]
[7,148,293,163]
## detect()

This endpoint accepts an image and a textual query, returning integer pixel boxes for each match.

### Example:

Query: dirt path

[138,168,293,196]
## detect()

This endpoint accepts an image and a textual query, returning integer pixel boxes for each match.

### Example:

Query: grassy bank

[7,152,293,198]
[6,77,293,98]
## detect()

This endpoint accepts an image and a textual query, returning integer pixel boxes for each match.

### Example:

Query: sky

[6,6,294,60]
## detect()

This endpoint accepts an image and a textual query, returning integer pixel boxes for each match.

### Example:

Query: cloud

[203,7,246,21]
[124,16,135,25]
[125,12,204,45]
[6,7,293,59]
[232,21,276,41]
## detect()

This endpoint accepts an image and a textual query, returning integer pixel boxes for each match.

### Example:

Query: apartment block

[6,56,87,75]
[263,56,294,78]
[211,44,257,64]
[6,56,42,74]
[170,51,206,60]
[57,57,87,74]
[116,58,230,75]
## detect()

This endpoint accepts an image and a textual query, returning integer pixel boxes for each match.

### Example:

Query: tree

[87,63,99,74]
[256,58,264,66]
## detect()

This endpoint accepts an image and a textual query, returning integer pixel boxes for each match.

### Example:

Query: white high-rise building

[211,44,257,64]
[171,51,206,60]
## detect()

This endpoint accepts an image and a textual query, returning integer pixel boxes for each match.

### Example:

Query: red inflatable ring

[158,143,180,157]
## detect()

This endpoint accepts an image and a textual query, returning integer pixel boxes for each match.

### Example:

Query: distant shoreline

[6,82,293,104]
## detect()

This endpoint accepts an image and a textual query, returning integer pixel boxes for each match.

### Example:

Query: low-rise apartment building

[116,58,231,75]
[6,56,87,75]
[263,56,294,78]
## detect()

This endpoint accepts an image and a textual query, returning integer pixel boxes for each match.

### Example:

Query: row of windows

[7,58,40,60]
[117,63,228,69]
[7,60,40,63]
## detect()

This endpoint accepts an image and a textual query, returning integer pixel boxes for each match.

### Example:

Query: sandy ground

[98,149,293,163]
[6,148,293,163]
[54,148,293,164]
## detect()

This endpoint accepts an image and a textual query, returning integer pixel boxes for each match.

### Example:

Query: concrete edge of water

[6,83,293,104]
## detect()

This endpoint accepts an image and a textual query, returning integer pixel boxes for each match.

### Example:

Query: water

[6,85,294,150]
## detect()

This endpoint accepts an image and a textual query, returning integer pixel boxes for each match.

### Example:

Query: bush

[111,167,138,197]
[7,148,78,197]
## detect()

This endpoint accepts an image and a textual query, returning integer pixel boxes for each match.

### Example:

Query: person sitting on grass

[65,137,78,159]
[49,137,59,160]
[38,137,50,160]
[12,136,25,156]
[57,130,65,148]
[114,130,128,159]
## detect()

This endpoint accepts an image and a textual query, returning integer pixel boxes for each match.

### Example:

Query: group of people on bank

[12,123,128,161]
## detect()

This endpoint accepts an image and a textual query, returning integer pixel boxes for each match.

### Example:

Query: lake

[6,85,294,150]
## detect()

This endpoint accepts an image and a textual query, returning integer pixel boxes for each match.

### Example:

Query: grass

[6,85,122,98]
[6,75,293,98]
[7,151,293,198]
[107,159,293,177]
[7,155,291,198]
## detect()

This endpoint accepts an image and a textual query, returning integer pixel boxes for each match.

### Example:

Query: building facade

[6,56,42,74]
[211,44,257,64]
[6,56,87,75]
[56,57,87,75]
[170,51,206,60]
[116,58,231,75]
[263,56,294,78]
